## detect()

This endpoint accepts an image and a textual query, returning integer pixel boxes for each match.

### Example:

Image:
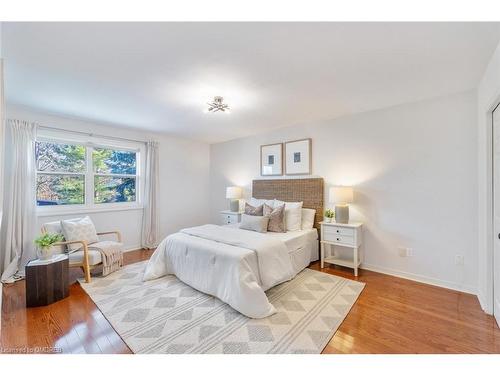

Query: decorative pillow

[60,216,99,252]
[244,202,263,216]
[301,208,316,230]
[263,203,286,233]
[274,200,303,231]
[239,214,269,233]
[249,197,275,208]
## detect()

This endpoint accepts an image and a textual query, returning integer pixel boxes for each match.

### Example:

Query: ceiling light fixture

[207,96,230,113]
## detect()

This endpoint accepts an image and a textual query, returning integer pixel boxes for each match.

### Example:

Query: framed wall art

[285,138,312,175]
[260,143,283,176]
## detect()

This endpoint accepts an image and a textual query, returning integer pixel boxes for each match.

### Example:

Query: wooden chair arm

[97,231,122,242]
[54,240,89,258]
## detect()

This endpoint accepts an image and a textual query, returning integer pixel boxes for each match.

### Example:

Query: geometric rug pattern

[79,261,364,354]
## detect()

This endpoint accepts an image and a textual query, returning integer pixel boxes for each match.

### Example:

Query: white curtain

[0,59,4,315]
[141,140,160,249]
[1,119,38,283]
[0,59,5,248]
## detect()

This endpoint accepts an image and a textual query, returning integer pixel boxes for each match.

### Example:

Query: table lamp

[226,186,242,212]
[329,186,354,224]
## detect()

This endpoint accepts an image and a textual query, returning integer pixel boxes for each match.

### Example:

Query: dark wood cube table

[25,254,69,307]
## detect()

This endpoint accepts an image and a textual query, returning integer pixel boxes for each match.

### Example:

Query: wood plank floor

[1,249,499,354]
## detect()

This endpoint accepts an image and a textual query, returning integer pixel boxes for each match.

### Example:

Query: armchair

[41,219,123,283]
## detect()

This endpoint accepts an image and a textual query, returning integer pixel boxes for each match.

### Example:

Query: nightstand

[220,210,243,225]
[320,221,363,276]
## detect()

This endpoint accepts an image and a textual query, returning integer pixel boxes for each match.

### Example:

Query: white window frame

[35,128,145,216]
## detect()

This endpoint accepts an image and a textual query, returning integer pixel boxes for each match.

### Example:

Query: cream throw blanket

[89,241,124,276]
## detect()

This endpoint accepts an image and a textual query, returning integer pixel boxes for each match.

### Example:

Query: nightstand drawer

[323,225,355,238]
[323,233,355,246]
[220,211,242,225]
[226,215,238,224]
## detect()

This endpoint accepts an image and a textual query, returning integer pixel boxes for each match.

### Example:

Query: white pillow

[274,200,303,231]
[60,216,99,252]
[301,208,316,230]
[239,214,269,233]
[249,197,275,208]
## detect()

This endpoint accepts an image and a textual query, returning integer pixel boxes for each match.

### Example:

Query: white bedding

[143,224,318,318]
[226,223,319,270]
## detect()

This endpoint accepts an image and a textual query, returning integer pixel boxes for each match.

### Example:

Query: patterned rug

[79,261,364,354]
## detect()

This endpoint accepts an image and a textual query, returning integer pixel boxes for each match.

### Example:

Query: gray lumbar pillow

[239,214,269,233]
[244,202,264,216]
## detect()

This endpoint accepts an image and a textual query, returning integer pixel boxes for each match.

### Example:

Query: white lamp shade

[226,186,242,199]
[329,186,353,204]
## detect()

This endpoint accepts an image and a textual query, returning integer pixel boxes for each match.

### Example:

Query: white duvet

[143,224,295,318]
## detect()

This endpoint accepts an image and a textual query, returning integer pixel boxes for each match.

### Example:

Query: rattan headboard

[252,178,324,231]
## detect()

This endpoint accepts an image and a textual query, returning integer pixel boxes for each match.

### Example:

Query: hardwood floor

[1,249,499,354]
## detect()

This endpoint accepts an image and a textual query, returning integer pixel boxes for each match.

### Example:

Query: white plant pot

[324,217,332,223]
[37,245,54,261]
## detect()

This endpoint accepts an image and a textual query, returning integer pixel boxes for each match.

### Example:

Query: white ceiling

[3,22,500,143]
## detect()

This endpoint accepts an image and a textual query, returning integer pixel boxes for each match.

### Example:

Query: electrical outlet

[455,255,464,265]
[398,247,413,257]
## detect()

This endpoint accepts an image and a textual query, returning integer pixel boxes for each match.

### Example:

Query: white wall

[210,91,478,293]
[477,40,500,313]
[6,104,211,250]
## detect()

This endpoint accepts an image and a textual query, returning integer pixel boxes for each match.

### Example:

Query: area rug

[79,261,364,354]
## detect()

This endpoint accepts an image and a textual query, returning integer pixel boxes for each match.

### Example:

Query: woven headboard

[252,178,324,230]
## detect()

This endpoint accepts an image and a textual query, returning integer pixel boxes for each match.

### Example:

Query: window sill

[36,205,144,217]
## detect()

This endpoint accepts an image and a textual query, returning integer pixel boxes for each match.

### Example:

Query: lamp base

[335,205,349,224]
[229,199,240,212]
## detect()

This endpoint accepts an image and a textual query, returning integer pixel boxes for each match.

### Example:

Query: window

[35,136,141,211]
[36,141,86,205]
[93,148,137,204]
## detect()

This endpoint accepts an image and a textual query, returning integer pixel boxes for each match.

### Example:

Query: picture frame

[284,138,312,175]
[260,143,283,176]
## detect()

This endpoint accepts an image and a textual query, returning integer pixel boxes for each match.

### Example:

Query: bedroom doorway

[493,102,500,327]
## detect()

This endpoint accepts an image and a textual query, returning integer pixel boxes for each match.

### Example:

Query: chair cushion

[69,249,102,266]
[61,216,99,252]
[68,241,123,266]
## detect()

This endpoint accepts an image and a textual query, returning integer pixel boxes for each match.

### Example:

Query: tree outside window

[35,140,138,206]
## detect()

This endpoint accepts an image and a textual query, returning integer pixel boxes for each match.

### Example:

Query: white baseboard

[123,245,143,253]
[495,297,500,325]
[361,262,477,295]
[478,291,493,314]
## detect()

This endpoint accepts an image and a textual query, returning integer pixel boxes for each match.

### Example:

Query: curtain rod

[37,125,148,145]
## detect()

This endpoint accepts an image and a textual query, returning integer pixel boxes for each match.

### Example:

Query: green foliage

[93,148,136,174]
[93,148,137,203]
[34,232,64,249]
[325,209,335,218]
[36,141,86,205]
[94,176,136,203]
[36,141,86,173]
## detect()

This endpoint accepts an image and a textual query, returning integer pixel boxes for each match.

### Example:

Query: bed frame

[252,178,324,232]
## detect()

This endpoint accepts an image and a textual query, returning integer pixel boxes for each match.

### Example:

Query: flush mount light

[207,96,230,113]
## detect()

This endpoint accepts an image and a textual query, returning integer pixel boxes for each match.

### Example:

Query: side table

[25,254,69,307]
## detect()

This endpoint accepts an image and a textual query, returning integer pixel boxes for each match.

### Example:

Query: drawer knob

[336,238,340,241]
[336,230,340,233]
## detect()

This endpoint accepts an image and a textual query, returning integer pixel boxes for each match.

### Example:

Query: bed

[143,178,324,318]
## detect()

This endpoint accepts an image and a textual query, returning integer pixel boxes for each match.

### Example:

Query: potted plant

[324,209,335,223]
[34,232,64,260]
